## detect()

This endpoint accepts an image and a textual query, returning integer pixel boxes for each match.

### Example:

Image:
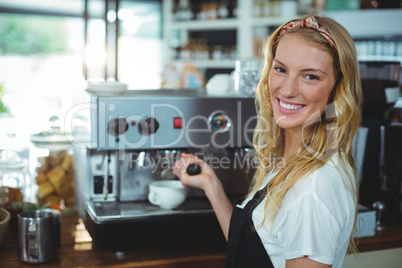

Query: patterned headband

[277,16,337,53]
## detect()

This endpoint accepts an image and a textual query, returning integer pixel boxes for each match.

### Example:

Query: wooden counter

[0,213,401,267]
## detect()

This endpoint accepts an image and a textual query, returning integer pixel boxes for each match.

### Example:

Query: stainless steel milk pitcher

[37,208,61,248]
[17,211,56,264]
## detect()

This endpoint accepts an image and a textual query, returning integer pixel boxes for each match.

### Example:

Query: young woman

[173,15,362,268]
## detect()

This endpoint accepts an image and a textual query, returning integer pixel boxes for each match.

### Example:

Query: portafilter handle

[187,164,201,176]
[372,201,386,231]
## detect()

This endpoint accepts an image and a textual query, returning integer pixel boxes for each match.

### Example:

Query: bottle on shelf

[254,0,263,18]
[212,45,224,60]
[173,0,193,21]
[195,2,206,20]
[219,0,230,19]
[230,45,237,59]
[177,0,237,21]
[230,0,238,18]
[223,46,234,60]
[206,2,219,20]
[193,39,209,60]
[193,2,202,20]
[180,40,192,60]
[262,0,272,18]
[270,0,281,17]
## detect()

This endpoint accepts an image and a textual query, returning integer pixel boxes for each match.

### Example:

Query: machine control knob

[187,163,201,176]
[108,117,128,136]
[138,117,159,136]
[209,110,231,132]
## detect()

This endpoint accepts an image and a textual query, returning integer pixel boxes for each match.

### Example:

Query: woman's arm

[286,257,332,268]
[172,153,233,241]
[203,175,233,241]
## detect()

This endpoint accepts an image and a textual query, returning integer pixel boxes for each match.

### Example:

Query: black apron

[225,188,274,268]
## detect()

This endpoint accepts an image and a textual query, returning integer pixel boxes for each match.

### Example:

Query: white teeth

[279,100,303,110]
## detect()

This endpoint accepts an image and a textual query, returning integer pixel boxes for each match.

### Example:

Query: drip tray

[82,198,233,250]
[85,197,224,223]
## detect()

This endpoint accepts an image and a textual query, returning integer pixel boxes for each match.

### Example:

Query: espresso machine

[72,89,257,251]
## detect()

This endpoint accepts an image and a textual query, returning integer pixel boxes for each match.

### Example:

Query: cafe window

[117,0,162,89]
[0,0,163,143]
[0,9,86,137]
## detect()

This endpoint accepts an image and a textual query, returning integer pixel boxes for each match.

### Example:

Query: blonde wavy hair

[250,15,362,255]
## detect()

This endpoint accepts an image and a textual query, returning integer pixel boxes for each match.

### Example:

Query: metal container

[17,211,56,264]
[37,208,61,247]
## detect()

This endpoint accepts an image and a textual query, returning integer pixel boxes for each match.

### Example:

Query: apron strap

[225,188,271,267]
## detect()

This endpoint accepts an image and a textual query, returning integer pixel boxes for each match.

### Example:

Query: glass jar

[234,59,262,97]
[0,186,8,207]
[0,149,32,202]
[30,120,75,212]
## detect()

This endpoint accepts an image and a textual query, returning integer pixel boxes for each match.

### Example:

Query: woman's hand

[172,153,219,193]
[172,152,233,241]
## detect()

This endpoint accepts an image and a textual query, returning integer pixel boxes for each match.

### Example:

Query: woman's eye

[274,67,286,73]
[305,74,319,80]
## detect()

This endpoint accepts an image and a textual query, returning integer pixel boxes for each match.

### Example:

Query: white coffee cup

[148,180,188,209]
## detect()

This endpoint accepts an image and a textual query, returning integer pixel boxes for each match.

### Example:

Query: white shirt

[238,154,356,268]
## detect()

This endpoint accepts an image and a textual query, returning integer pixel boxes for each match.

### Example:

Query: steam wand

[104,151,111,200]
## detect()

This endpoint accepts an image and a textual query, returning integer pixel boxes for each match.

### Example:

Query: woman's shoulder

[305,152,353,182]
[289,153,356,204]
[314,152,355,188]
[290,153,356,214]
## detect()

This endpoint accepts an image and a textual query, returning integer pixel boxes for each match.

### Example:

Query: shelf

[170,59,236,69]
[170,17,294,30]
[357,55,402,64]
[324,9,402,38]
[252,16,295,27]
[170,18,238,30]
[170,10,402,36]
[164,0,402,75]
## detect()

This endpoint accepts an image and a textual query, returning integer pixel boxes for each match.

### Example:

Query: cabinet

[162,0,402,83]
[162,0,295,70]
[326,9,402,63]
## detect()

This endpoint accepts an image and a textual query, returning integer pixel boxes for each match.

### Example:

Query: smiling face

[268,32,337,136]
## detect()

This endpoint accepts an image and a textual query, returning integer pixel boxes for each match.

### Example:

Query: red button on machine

[173,117,182,128]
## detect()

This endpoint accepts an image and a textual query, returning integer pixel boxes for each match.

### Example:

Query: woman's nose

[279,76,299,97]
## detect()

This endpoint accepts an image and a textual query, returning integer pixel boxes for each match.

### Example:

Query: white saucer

[86,81,128,96]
